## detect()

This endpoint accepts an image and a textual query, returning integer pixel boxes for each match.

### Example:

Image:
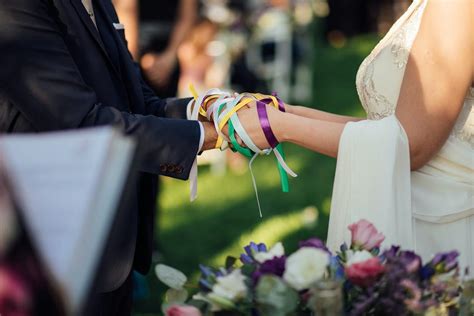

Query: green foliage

[255,276,299,316]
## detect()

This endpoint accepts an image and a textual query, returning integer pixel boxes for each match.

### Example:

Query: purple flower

[240,242,267,264]
[299,238,330,253]
[399,251,422,274]
[198,264,215,292]
[382,247,421,274]
[252,256,286,284]
[420,265,435,280]
[340,243,348,253]
[329,255,345,280]
[240,254,253,265]
[400,279,423,312]
[441,251,459,272]
[198,279,213,292]
[199,264,212,278]
[246,242,267,255]
[425,250,459,274]
[383,246,400,259]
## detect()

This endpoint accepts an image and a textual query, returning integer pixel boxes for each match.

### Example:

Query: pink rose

[166,305,202,316]
[348,219,385,250]
[345,257,384,287]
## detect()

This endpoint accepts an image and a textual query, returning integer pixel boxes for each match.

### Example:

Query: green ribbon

[228,118,290,193]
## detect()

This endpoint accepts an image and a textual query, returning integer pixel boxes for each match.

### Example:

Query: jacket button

[168,165,177,173]
[176,166,184,174]
[160,164,167,173]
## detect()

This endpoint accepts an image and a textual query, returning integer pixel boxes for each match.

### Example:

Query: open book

[0,127,135,314]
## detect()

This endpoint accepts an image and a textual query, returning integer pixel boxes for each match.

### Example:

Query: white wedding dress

[327,0,474,272]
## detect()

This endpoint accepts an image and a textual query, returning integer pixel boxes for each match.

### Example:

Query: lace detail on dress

[355,0,427,120]
[452,89,474,147]
[391,28,410,69]
[468,88,474,100]
[355,0,474,148]
[357,64,395,120]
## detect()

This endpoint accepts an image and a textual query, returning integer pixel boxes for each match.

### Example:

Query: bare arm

[166,0,198,57]
[113,0,139,59]
[233,105,346,158]
[238,0,472,166]
[286,104,364,124]
[140,0,198,88]
[395,0,472,170]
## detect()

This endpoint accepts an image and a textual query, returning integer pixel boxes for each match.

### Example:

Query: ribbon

[222,94,297,215]
[187,85,231,201]
[188,86,297,216]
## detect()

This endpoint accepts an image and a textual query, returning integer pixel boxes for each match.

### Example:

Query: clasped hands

[197,92,292,152]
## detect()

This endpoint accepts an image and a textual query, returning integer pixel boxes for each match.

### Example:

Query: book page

[0,127,133,312]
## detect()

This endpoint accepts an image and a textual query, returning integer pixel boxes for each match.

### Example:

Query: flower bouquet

[156,220,466,316]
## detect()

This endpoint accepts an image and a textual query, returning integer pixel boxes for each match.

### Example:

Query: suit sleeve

[134,63,191,120]
[0,0,199,180]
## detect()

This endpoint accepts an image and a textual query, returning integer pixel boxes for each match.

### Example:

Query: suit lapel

[70,0,105,51]
[95,0,145,113]
[69,0,123,80]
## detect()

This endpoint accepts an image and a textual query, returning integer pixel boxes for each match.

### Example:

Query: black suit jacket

[0,0,200,291]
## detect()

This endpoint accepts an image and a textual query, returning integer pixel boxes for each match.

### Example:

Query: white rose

[254,242,285,263]
[346,250,373,266]
[283,247,330,291]
[212,269,247,301]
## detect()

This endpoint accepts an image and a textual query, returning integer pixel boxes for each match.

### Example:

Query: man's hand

[200,96,287,151]
[201,121,218,151]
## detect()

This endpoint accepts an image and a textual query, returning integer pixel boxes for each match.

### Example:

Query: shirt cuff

[197,121,205,154]
[188,100,205,153]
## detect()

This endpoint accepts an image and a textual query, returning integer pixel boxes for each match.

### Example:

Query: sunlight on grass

[159,150,306,232]
[322,197,332,215]
[209,206,318,267]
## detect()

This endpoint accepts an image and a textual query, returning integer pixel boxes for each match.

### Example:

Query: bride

[236,0,473,270]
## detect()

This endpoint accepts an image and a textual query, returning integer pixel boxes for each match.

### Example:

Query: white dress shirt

[81,0,97,26]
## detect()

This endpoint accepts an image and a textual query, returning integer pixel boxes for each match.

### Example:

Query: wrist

[201,121,218,151]
[274,112,292,143]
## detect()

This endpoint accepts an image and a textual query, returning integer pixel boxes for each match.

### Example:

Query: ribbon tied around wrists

[187,86,297,217]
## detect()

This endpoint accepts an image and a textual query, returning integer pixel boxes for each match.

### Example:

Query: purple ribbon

[257,100,279,149]
[271,92,286,112]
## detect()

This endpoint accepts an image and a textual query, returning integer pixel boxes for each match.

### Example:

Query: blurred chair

[246,7,293,101]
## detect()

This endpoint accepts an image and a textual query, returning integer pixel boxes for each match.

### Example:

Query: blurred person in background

[325,0,412,45]
[178,19,219,95]
[114,0,198,98]
[113,0,199,271]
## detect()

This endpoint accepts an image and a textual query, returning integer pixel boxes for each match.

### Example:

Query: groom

[0,0,264,314]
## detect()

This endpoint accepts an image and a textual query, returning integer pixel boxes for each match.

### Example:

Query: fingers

[197,92,286,151]
[235,133,245,147]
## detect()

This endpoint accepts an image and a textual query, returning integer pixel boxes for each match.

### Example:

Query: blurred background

[110,0,411,314]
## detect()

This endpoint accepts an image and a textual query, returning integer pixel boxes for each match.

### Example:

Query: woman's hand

[223,102,288,150]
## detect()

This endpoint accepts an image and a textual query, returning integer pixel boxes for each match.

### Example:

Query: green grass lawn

[133,34,377,315]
